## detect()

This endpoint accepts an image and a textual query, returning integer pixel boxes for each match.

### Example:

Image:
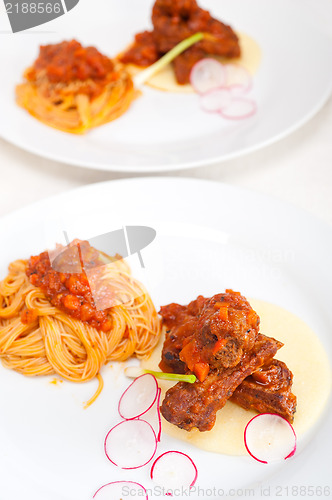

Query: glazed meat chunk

[159,291,297,431]
[231,359,297,423]
[161,333,282,431]
[120,0,240,84]
[160,291,260,381]
[152,0,240,56]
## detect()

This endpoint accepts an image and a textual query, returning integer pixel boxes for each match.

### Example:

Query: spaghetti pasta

[0,247,161,407]
[16,40,138,134]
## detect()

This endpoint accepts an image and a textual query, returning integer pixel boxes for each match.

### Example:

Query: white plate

[0,177,331,500]
[0,0,332,172]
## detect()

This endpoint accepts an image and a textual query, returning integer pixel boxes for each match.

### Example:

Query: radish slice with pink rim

[104,419,157,469]
[93,481,148,499]
[190,58,226,94]
[220,97,257,120]
[140,387,162,442]
[150,451,198,493]
[244,413,297,464]
[224,64,252,93]
[200,87,233,113]
[118,373,158,420]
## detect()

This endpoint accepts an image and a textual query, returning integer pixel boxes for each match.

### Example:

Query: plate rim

[0,175,331,229]
[1,78,332,173]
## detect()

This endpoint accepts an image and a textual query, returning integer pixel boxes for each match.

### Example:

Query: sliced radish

[118,373,158,420]
[93,481,148,499]
[228,84,251,97]
[200,87,233,113]
[224,64,252,93]
[220,97,257,120]
[140,387,162,442]
[190,58,226,94]
[104,419,157,469]
[244,413,297,464]
[150,451,198,492]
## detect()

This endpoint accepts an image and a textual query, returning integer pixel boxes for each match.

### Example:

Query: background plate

[0,0,332,172]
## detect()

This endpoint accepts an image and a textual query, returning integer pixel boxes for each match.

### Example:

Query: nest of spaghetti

[0,241,160,407]
[16,40,138,134]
